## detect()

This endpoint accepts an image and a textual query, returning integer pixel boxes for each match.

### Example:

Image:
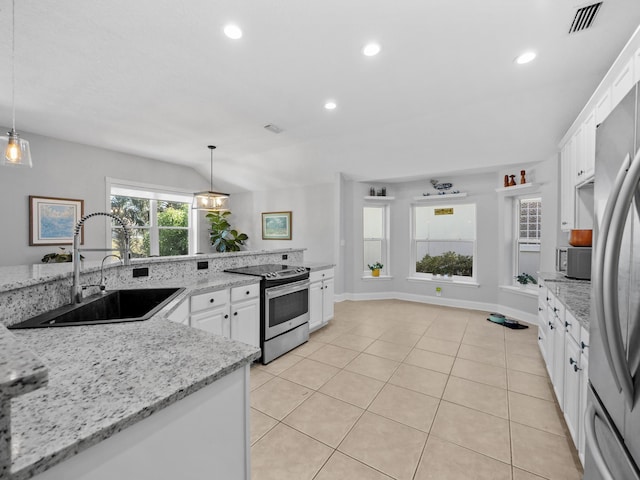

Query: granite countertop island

[538,272,591,329]
[0,272,262,480]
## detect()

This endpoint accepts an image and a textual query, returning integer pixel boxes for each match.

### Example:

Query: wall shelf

[364,196,395,201]
[412,192,468,202]
[494,183,538,195]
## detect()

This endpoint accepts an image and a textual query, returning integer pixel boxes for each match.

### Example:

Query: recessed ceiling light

[224,24,243,40]
[515,51,536,65]
[324,101,337,110]
[363,43,381,57]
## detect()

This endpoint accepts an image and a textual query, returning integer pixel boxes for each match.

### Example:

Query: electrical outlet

[197,261,208,270]
[133,267,149,278]
[436,286,442,297]
[282,254,288,260]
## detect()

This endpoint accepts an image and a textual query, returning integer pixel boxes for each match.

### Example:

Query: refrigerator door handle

[594,153,630,393]
[604,149,640,410]
[586,404,617,480]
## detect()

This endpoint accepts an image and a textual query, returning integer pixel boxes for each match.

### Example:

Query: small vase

[372,269,380,277]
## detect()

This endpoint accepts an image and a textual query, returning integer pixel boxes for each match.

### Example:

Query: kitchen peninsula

[0,249,304,480]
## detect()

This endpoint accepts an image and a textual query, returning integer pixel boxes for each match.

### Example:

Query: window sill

[361,275,394,280]
[499,285,538,297]
[406,276,480,288]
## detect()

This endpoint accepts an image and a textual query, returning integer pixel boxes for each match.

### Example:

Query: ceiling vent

[569,2,602,34]
[264,123,284,134]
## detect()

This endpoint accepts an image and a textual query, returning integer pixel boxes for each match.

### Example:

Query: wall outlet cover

[133,267,149,278]
[282,254,288,260]
[197,261,208,270]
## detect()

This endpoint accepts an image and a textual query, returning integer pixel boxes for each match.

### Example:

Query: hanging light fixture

[1,0,32,168]
[192,145,229,211]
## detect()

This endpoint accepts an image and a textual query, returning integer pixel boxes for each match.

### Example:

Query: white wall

[340,164,560,320]
[0,129,209,266]
[229,183,335,264]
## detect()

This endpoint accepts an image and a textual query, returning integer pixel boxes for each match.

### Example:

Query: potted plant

[206,211,249,252]
[515,272,537,286]
[368,262,384,277]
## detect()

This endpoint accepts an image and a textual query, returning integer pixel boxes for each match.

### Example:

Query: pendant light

[1,0,32,168]
[192,145,229,211]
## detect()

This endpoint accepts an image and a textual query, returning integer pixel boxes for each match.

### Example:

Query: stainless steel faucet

[71,212,131,303]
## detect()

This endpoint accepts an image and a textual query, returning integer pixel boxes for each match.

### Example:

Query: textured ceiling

[1,1,640,192]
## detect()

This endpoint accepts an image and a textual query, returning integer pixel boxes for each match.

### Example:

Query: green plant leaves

[207,211,249,253]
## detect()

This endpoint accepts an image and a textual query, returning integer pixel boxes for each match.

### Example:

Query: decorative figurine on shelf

[504,175,509,188]
[520,170,526,184]
[509,175,517,186]
[369,187,375,196]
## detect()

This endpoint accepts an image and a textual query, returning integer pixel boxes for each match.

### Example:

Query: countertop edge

[9,350,259,480]
[2,272,263,479]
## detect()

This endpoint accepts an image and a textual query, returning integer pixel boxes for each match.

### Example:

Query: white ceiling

[1,1,640,192]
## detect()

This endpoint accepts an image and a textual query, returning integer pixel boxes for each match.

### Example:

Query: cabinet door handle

[538,307,543,312]
[224,314,229,319]
[210,298,215,303]
[574,364,582,372]
[569,357,577,365]
[581,341,589,350]
[246,291,250,295]
[565,321,571,328]
[234,312,238,316]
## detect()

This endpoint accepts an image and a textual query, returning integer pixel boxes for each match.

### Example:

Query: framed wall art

[29,195,84,246]
[261,211,292,240]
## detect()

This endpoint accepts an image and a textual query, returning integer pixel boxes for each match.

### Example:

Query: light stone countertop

[1,272,262,480]
[0,248,304,293]
[539,272,591,329]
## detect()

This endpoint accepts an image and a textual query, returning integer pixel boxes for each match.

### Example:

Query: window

[412,203,476,280]
[363,205,389,275]
[515,197,541,282]
[109,182,195,258]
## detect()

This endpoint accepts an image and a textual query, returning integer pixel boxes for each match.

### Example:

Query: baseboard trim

[334,291,537,325]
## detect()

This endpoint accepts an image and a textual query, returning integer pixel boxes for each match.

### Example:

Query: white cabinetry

[537,284,590,466]
[611,57,635,108]
[577,110,596,182]
[309,268,335,332]
[189,284,260,348]
[560,140,576,231]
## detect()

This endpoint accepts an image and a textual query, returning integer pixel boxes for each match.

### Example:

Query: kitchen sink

[9,288,185,329]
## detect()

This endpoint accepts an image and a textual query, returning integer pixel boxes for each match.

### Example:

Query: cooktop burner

[225,264,308,279]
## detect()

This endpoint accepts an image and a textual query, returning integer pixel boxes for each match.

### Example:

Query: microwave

[556,247,592,280]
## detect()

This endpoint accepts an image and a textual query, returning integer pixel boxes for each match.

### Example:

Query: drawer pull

[234,312,238,316]
[538,307,543,312]
[246,291,250,295]
[210,298,215,303]
[573,364,582,372]
[224,314,229,319]
[565,321,571,328]
[569,357,577,365]
[581,341,589,350]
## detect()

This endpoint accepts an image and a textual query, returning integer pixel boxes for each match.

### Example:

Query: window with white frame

[363,205,389,275]
[514,197,541,282]
[109,183,195,258]
[412,203,476,280]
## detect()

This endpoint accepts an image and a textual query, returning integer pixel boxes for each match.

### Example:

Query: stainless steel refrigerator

[585,82,640,479]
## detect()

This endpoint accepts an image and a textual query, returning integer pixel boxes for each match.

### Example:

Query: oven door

[264,279,310,340]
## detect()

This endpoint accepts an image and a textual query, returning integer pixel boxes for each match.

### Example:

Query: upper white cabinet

[309,267,335,332]
[560,140,576,231]
[612,58,635,108]
[595,87,612,125]
[577,110,596,181]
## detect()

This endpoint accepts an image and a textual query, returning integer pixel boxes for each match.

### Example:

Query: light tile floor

[250,300,584,480]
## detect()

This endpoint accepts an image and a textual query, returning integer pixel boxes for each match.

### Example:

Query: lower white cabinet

[309,268,335,332]
[186,283,260,348]
[537,282,590,465]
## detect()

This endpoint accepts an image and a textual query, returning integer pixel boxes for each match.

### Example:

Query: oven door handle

[265,280,310,298]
